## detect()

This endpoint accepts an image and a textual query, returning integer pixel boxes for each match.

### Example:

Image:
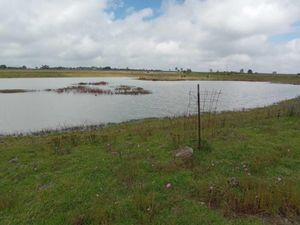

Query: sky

[0,0,300,73]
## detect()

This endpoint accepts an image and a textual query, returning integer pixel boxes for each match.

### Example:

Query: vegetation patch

[45,84,151,95]
[0,196,11,211]
[114,85,151,95]
[0,89,35,94]
[45,86,113,95]
[76,81,108,86]
[192,177,300,219]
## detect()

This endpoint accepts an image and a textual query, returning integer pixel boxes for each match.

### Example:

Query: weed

[71,214,91,225]
[0,195,10,211]
[114,160,140,189]
[50,136,71,155]
[90,195,115,225]
[192,177,300,219]
[87,132,99,144]
[130,192,160,224]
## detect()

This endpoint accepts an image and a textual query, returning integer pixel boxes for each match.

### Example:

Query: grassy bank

[139,72,300,85]
[0,98,300,225]
[0,69,144,78]
[0,69,300,85]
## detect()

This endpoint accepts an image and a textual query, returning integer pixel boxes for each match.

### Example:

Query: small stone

[165,183,172,189]
[9,157,18,163]
[174,147,193,158]
[38,182,53,191]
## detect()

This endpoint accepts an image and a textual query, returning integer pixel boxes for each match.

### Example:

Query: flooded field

[0,77,300,134]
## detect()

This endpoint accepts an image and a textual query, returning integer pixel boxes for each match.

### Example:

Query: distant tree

[175,67,178,71]
[272,71,277,75]
[209,69,213,73]
[186,69,192,73]
[247,69,253,74]
[0,64,7,69]
[103,66,111,70]
[40,65,50,69]
[240,69,244,73]
[22,65,27,69]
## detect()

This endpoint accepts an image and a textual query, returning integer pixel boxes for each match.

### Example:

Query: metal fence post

[197,84,201,150]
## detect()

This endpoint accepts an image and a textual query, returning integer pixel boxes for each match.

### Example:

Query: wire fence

[169,85,300,151]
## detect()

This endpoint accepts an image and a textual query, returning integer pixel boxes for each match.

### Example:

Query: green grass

[0,69,168,79]
[0,99,299,225]
[1,69,300,85]
[139,72,300,85]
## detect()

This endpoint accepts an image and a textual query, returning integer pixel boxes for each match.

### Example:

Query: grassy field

[0,69,300,85]
[0,98,299,225]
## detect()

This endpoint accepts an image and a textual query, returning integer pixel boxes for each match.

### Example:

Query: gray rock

[38,182,54,191]
[174,147,193,158]
[9,157,18,163]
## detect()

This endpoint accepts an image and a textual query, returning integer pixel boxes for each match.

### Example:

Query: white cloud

[0,0,300,73]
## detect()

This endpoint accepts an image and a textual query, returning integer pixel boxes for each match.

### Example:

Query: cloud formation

[0,0,300,73]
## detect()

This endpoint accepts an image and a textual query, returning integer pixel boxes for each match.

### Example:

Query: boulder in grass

[174,147,193,158]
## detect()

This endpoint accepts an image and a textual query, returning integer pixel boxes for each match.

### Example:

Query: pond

[0,77,300,135]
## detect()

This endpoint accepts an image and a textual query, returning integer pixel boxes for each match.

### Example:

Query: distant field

[0,69,150,78]
[0,69,300,85]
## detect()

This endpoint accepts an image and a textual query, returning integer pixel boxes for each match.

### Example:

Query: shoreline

[1,96,299,138]
[0,69,300,85]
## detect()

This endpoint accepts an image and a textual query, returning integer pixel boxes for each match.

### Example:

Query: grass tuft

[192,177,300,219]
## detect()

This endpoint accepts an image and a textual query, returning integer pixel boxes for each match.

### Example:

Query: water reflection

[0,77,299,134]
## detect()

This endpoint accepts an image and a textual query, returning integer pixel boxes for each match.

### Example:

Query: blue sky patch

[270,20,300,43]
[107,0,184,20]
